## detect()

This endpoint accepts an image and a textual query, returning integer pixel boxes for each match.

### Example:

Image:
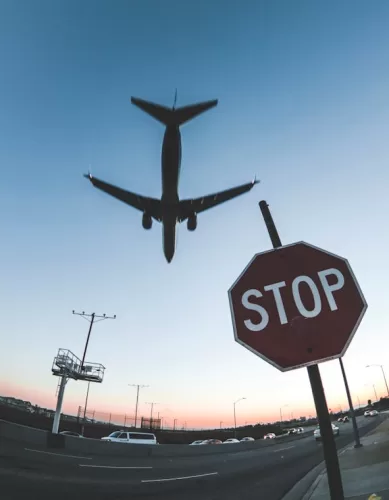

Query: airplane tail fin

[131,97,218,126]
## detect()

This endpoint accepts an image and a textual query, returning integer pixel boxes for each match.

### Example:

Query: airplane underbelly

[162,220,176,263]
[162,127,181,197]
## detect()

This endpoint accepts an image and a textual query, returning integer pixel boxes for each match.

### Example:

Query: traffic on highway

[0,414,385,500]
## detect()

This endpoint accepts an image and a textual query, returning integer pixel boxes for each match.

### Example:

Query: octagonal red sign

[228,242,367,372]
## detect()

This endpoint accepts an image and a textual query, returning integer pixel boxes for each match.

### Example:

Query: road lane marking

[141,472,218,483]
[273,446,295,452]
[24,448,92,460]
[79,465,152,469]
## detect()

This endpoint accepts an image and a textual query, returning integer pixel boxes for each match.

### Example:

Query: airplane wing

[178,179,259,222]
[84,174,162,221]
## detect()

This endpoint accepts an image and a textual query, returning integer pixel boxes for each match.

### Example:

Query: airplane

[84,93,259,263]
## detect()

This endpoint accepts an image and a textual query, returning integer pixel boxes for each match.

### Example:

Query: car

[240,436,255,442]
[223,438,240,444]
[296,427,304,433]
[200,439,222,445]
[313,424,339,441]
[264,433,276,439]
[369,410,379,416]
[337,416,349,423]
[287,428,298,435]
[189,440,205,446]
[101,431,158,445]
[364,410,373,417]
[59,431,83,438]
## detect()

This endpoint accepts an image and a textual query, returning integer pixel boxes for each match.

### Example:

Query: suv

[101,431,158,445]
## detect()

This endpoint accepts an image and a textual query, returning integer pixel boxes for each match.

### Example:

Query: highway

[0,416,384,500]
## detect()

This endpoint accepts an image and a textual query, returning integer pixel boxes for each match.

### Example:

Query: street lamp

[366,365,389,397]
[233,398,246,438]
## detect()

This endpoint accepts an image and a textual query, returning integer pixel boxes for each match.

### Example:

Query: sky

[1,0,389,430]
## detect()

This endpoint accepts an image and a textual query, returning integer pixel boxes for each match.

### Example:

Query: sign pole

[259,200,344,500]
[339,357,362,448]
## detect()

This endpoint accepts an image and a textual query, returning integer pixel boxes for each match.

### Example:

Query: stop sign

[228,242,367,372]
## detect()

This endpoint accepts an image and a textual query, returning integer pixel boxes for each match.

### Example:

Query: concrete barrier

[0,419,312,458]
[0,419,48,446]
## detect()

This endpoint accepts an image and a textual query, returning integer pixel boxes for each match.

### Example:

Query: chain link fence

[77,407,137,428]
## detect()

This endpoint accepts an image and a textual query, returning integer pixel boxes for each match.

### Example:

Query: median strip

[141,472,218,483]
[79,465,152,469]
[24,448,92,460]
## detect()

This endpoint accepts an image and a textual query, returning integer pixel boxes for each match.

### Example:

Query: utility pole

[72,311,116,369]
[280,404,288,424]
[146,402,158,427]
[129,384,148,428]
[220,421,223,429]
[173,418,177,431]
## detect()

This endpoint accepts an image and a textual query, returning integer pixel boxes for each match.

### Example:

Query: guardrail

[0,419,313,458]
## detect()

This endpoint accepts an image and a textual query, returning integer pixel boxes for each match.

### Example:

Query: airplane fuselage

[161,125,182,262]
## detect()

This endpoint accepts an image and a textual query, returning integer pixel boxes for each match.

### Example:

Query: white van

[101,431,158,445]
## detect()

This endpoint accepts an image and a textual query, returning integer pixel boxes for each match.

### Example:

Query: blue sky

[1,0,389,428]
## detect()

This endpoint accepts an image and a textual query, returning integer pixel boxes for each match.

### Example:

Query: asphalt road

[0,415,384,500]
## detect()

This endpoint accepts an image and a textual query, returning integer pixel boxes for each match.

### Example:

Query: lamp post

[233,398,246,438]
[366,365,389,397]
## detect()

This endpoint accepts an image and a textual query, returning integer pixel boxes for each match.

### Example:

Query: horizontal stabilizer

[131,97,172,125]
[174,100,218,125]
[131,97,218,126]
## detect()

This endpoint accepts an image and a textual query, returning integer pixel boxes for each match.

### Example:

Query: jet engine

[187,213,197,231]
[142,213,152,230]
